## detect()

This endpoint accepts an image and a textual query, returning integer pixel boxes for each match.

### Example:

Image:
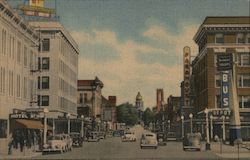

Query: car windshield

[48,136,61,140]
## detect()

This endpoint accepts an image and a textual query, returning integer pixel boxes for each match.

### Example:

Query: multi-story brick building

[0,0,39,154]
[192,17,250,140]
[77,77,104,118]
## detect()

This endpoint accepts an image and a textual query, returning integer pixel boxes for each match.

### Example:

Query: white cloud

[72,23,198,108]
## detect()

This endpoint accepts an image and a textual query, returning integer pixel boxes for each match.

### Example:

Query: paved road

[32,125,226,160]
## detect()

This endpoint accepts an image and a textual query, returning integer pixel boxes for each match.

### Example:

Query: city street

[33,125,221,160]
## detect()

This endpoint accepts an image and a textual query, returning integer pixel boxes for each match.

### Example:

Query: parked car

[167,131,177,141]
[62,134,73,151]
[157,132,167,146]
[140,132,158,149]
[183,133,202,151]
[106,131,113,138]
[87,131,100,142]
[70,132,83,147]
[43,134,67,153]
[121,131,136,142]
[98,132,106,139]
[113,130,124,137]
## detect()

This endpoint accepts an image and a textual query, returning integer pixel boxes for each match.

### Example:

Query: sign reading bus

[221,71,230,108]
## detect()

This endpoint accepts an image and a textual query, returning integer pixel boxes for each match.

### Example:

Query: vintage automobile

[87,131,100,142]
[183,133,202,151]
[113,130,125,137]
[43,134,67,153]
[121,131,136,142]
[167,131,177,141]
[70,132,83,147]
[106,131,113,138]
[62,134,73,151]
[140,132,158,149]
[156,132,167,146]
[98,132,106,139]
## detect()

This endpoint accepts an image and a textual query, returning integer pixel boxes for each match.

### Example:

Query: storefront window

[0,119,7,138]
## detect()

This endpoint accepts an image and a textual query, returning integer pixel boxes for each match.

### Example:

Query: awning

[13,119,52,130]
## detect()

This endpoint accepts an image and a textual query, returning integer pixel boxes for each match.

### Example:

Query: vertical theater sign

[183,46,191,108]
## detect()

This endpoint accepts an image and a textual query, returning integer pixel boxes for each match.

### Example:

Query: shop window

[79,93,83,103]
[84,93,87,103]
[0,120,7,138]
[236,33,244,43]
[238,74,250,88]
[215,34,224,44]
[42,57,50,70]
[238,53,250,66]
[239,96,250,108]
[42,76,49,89]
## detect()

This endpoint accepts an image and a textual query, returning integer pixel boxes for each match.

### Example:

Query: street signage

[221,71,230,108]
[217,53,233,71]
[212,109,231,117]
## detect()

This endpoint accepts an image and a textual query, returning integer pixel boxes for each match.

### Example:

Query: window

[42,76,49,89]
[24,46,28,67]
[41,39,50,51]
[84,93,87,103]
[16,74,20,97]
[238,53,250,66]
[238,74,250,88]
[0,120,7,138]
[79,93,83,103]
[17,41,21,63]
[239,96,250,108]
[215,34,224,43]
[40,95,49,106]
[42,57,50,70]
[246,34,250,43]
[215,74,221,88]
[216,95,222,108]
[236,33,244,43]
[2,29,6,55]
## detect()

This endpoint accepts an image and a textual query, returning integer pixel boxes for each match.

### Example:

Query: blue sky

[8,0,250,107]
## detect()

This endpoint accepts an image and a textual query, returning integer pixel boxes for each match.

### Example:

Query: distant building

[156,89,164,112]
[102,96,117,130]
[167,95,181,123]
[135,92,144,112]
[77,77,104,118]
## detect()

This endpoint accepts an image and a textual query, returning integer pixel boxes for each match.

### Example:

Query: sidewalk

[0,147,42,159]
[211,142,250,159]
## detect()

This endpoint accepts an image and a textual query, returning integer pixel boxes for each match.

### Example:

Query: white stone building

[0,0,39,154]
[29,21,79,118]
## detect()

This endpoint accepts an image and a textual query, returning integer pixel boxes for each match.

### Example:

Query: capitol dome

[136,92,142,101]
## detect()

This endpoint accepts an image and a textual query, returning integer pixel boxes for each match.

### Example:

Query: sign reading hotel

[221,71,230,108]
[183,46,191,107]
[19,0,55,18]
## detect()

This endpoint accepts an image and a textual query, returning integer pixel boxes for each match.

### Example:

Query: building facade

[0,0,39,154]
[102,96,117,130]
[156,89,164,112]
[135,92,144,112]
[192,17,250,140]
[77,77,104,118]
[29,21,79,117]
[167,95,181,123]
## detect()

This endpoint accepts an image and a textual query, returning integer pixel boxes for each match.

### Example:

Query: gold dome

[136,92,142,101]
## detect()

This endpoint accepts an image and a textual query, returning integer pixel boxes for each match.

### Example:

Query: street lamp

[167,120,170,131]
[222,115,226,142]
[43,108,49,145]
[181,115,184,138]
[189,113,193,134]
[204,108,210,150]
[210,115,213,141]
[67,113,71,134]
[81,115,84,138]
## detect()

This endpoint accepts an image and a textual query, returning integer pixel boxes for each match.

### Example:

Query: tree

[116,103,139,125]
[142,108,156,126]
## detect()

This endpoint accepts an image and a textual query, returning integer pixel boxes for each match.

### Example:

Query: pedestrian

[8,135,13,155]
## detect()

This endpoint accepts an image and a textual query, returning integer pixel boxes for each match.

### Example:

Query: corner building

[29,21,79,117]
[0,1,39,154]
[192,17,250,140]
